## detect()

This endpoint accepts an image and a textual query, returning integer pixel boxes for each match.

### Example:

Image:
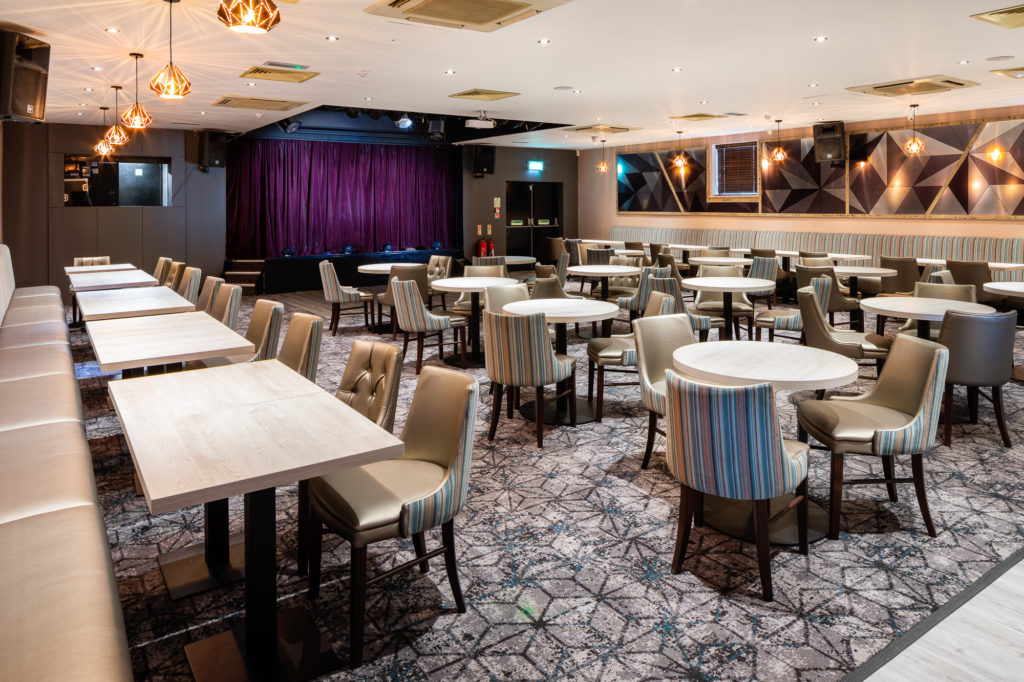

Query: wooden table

[109,360,404,681]
[64,263,136,274]
[504,299,619,425]
[566,264,642,302]
[859,296,996,339]
[672,341,859,545]
[689,256,752,268]
[681,277,776,340]
[985,282,1024,381]
[67,269,158,292]
[86,311,255,374]
[76,286,194,321]
[430,276,517,367]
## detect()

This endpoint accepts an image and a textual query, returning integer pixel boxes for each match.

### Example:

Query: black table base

[702,494,828,546]
[519,397,595,425]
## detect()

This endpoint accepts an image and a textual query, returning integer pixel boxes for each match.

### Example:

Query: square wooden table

[76,286,195,321]
[109,360,404,681]
[63,262,137,275]
[67,268,158,292]
[86,311,254,373]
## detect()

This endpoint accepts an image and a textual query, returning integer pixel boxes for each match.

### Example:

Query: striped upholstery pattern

[873,344,949,456]
[176,266,202,304]
[618,266,670,312]
[210,283,242,329]
[73,256,111,266]
[768,276,831,332]
[747,256,778,296]
[565,238,582,265]
[319,260,362,304]
[472,256,509,278]
[650,277,718,332]
[279,313,323,382]
[401,370,480,536]
[483,311,574,387]
[196,276,223,313]
[555,251,569,285]
[664,371,807,500]
[152,256,172,282]
[587,247,613,265]
[392,279,454,333]
[248,299,284,361]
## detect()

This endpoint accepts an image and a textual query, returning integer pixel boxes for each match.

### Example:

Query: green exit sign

[527,160,544,171]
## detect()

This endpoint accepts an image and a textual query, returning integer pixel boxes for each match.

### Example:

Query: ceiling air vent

[449,88,519,101]
[670,113,726,122]
[573,125,630,134]
[240,66,319,83]
[847,75,980,97]
[365,0,573,32]
[992,65,1024,78]
[971,4,1024,28]
[212,96,308,111]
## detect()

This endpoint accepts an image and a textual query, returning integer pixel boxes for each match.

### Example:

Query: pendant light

[94,107,114,156]
[672,130,686,169]
[104,86,129,146]
[597,138,609,173]
[769,120,787,163]
[904,103,924,154]
[122,53,153,129]
[217,0,281,34]
[150,0,192,99]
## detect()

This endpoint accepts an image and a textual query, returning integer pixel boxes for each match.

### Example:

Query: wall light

[527,160,544,171]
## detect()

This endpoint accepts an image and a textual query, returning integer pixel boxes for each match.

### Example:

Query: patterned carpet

[74,286,1024,680]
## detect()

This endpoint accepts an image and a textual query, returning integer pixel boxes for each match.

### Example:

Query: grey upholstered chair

[798,281,890,376]
[795,264,859,329]
[947,259,1005,306]
[893,281,976,340]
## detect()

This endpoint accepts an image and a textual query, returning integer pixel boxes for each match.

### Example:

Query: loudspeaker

[428,119,445,141]
[0,30,49,122]
[472,145,495,177]
[848,133,869,163]
[187,131,228,172]
[813,121,846,162]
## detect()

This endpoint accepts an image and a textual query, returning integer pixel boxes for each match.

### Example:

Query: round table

[430,277,517,367]
[689,256,752,268]
[671,341,860,545]
[914,258,1024,272]
[502,255,537,266]
[566,264,642,302]
[828,253,871,262]
[614,249,645,257]
[835,266,897,331]
[357,263,398,275]
[916,257,946,268]
[859,296,996,339]
[680,277,776,340]
[985,282,1024,381]
[503,299,620,425]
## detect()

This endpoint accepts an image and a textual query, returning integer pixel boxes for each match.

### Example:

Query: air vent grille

[992,65,1024,78]
[847,75,979,97]
[240,66,319,83]
[670,113,725,122]
[971,4,1024,28]
[365,0,571,32]
[449,88,519,101]
[573,125,630,134]
[213,96,308,111]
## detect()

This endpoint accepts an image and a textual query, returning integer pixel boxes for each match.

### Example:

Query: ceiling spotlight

[325,35,339,41]
[671,66,683,72]
[83,87,94,92]
[957,59,969,65]
[808,82,819,88]
[811,101,821,106]
[78,102,87,106]
[247,82,256,87]
[277,117,301,134]
[255,112,264,118]
[443,68,455,75]
[200,111,207,115]
[813,35,828,43]
[91,66,103,71]
[105,27,119,34]
[537,38,551,45]
[698,99,708,104]
[77,111,84,116]
[364,96,373,101]
[396,114,413,129]
[571,89,582,94]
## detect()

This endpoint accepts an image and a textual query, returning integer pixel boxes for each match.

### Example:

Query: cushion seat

[833,330,891,356]
[797,398,912,455]
[696,301,754,315]
[0,373,83,431]
[1,305,66,328]
[0,320,69,350]
[6,294,64,312]
[754,309,800,324]
[0,344,74,381]
[11,285,61,299]
[587,335,635,366]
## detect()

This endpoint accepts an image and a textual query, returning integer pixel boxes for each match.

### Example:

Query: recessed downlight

[443,68,456,75]
[364,96,373,101]
[246,82,256,87]
[83,87,94,92]
[957,59,970,65]
[698,99,708,104]
[537,38,551,45]
[571,89,583,94]
[671,66,683,72]
[104,27,119,34]
[325,35,339,41]
[811,101,821,106]
[91,66,103,71]
[813,35,828,43]
[200,111,207,115]
[808,82,819,88]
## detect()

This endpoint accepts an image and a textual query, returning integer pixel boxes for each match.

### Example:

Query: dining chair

[208,283,242,330]
[295,338,404,577]
[797,334,948,539]
[649,243,667,264]
[694,264,753,338]
[586,246,613,265]
[665,372,809,602]
[799,256,833,268]
[164,261,186,290]
[426,255,453,310]
[947,259,1005,306]
[937,310,1016,447]
[546,236,567,263]
[175,266,202,304]
[858,256,918,297]
[795,264,859,328]
[531,275,591,336]
[649,277,724,341]
[604,255,642,300]
[565,238,582,266]
[754,276,830,342]
[657,252,689,282]
[891,281,976,339]
[451,264,504,316]
[472,255,509,278]
[188,299,284,370]
[701,248,730,257]
[152,256,173,283]
[305,366,478,667]
[618,266,671,320]
[798,280,890,375]
[195,276,223,313]
[376,264,429,339]
[928,269,955,284]
[319,260,373,334]
[751,248,794,295]
[633,313,697,469]
[745,256,779,334]
[484,310,576,448]
[278,312,324,382]
[73,256,111,266]
[484,283,530,313]
[392,278,467,374]
[798,250,827,259]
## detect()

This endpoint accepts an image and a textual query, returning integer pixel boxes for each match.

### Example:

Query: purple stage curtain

[226,138,456,258]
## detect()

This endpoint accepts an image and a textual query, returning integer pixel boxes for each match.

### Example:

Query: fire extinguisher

[486,224,495,256]
[476,224,488,257]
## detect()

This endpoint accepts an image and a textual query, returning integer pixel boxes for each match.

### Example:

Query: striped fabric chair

[278,312,323,382]
[472,255,509,278]
[164,261,186,290]
[426,255,453,309]
[175,266,202,304]
[319,260,373,335]
[650,277,724,342]
[746,255,779,308]
[152,256,172,283]
[633,313,697,469]
[376,264,429,339]
[796,264,860,330]
[195,276,223,313]
[531,251,570,288]
[754,276,831,342]
[484,311,577,448]
[618,266,671,320]
[208,283,242,330]
[797,335,948,540]
[666,371,810,602]
[73,256,110,266]
[392,278,467,374]
[306,366,478,667]
[799,282,890,376]
[565,238,582,266]
[189,299,283,369]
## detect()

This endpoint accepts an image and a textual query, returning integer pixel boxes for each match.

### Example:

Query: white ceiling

[3,0,1024,148]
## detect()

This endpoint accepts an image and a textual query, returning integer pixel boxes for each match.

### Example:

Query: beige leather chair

[938,310,1016,447]
[277,312,323,382]
[799,256,833,268]
[164,261,185,290]
[604,255,642,300]
[175,266,202,304]
[472,255,509,278]
[894,281,976,340]
[152,256,172,283]
[208,283,242,329]
[859,256,918,297]
[634,313,697,469]
[73,256,111,266]
[375,264,429,339]
[189,298,283,368]
[948,259,1005,306]
[701,248,730,257]
[798,282,890,376]
[797,335,948,539]
[451,265,503,315]
[306,366,478,667]
[484,283,529,312]
[799,250,827,258]
[296,338,404,577]
[426,255,452,309]
[929,269,954,284]
[695,264,752,338]
[796,264,859,329]
[195,276,223,313]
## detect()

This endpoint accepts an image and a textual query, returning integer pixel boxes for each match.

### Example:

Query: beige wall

[578,105,1024,241]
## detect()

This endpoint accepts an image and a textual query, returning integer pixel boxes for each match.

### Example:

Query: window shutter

[715,142,758,195]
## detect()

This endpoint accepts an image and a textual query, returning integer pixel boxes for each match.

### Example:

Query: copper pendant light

[150,0,192,99]
[597,138,609,173]
[217,0,282,34]
[105,86,130,146]
[672,130,686,169]
[94,107,114,156]
[122,53,153,129]
[904,104,924,154]
[769,120,787,163]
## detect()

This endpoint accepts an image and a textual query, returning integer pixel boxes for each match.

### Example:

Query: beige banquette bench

[0,244,133,680]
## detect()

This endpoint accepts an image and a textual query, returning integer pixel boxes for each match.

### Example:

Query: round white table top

[984,281,1024,295]
[581,239,621,246]
[681,277,777,293]
[357,263,398,274]
[614,249,645,256]
[503,298,620,324]
[502,255,537,265]
[669,244,707,252]
[916,257,946,267]
[730,248,801,258]
[689,256,753,267]
[429,276,518,293]
[567,264,642,277]
[859,296,996,321]
[988,262,1024,271]
[834,266,898,278]
[828,253,872,262]
[673,341,860,392]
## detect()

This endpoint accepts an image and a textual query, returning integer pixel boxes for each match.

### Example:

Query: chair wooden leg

[882,456,898,502]
[876,314,886,336]
[296,479,310,576]
[642,410,657,469]
[569,370,577,428]
[535,386,544,448]
[442,520,466,612]
[306,511,323,600]
[350,544,367,668]
[911,453,937,537]
[413,531,429,573]
[768,328,775,342]
[363,301,370,329]
[488,383,503,440]
[796,479,808,555]
[752,499,773,602]
[391,315,397,341]
[943,383,954,447]
[587,359,595,401]
[671,485,695,574]
[506,385,515,419]
[402,332,409,357]
[828,452,844,540]
[331,303,340,336]
[441,294,447,311]
[699,329,709,342]
[460,327,467,369]
[755,327,762,341]
[437,331,444,360]
[596,366,605,422]
[415,332,424,374]
[967,386,979,424]
[993,385,1012,447]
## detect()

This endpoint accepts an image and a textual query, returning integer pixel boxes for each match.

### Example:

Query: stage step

[223,259,264,293]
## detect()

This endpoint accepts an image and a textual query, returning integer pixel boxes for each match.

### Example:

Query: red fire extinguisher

[486,224,495,256]
[476,224,488,257]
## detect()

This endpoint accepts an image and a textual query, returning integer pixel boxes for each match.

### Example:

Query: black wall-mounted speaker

[472,145,496,177]
[848,133,870,163]
[428,119,445,141]
[813,121,846,162]
[0,30,49,122]
[187,131,228,171]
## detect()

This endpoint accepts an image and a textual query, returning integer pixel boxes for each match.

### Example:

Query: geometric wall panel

[762,138,846,214]
[616,152,678,213]
[934,120,1024,216]
[663,146,708,212]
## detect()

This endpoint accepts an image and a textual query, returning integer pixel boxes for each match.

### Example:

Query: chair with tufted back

[73,256,111,266]
[175,266,202,304]
[277,312,323,382]
[392,278,467,374]
[208,283,242,330]
[195,276,223,314]
[319,260,373,334]
[164,261,186,290]
[426,255,453,309]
